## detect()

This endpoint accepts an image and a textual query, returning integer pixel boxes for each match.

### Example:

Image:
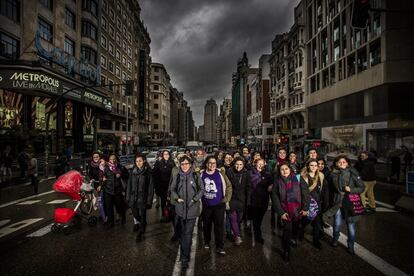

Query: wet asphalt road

[0,180,413,276]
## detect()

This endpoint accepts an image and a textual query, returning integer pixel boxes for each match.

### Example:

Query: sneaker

[234,236,243,246]
[204,244,210,249]
[216,248,226,255]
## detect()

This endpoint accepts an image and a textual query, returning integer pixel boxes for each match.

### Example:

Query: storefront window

[0,90,21,128]
[65,101,73,136]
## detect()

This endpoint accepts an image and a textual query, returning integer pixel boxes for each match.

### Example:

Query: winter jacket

[153,159,176,197]
[103,164,124,195]
[272,174,310,219]
[324,167,365,222]
[249,168,273,208]
[354,159,376,181]
[200,167,233,204]
[300,172,329,212]
[226,167,250,212]
[169,167,204,219]
[126,165,154,209]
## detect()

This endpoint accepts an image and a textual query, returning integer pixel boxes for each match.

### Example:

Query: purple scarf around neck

[278,173,302,221]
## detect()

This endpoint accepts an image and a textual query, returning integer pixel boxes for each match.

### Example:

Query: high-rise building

[203,98,218,144]
[99,0,151,150]
[270,2,306,150]
[305,0,414,156]
[149,63,171,145]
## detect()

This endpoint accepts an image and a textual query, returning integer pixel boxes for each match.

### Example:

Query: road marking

[375,200,395,210]
[326,226,408,276]
[0,190,55,209]
[1,176,55,191]
[0,219,11,228]
[47,199,70,204]
[0,218,44,238]
[16,200,42,205]
[26,223,53,237]
[375,207,397,213]
[172,217,198,276]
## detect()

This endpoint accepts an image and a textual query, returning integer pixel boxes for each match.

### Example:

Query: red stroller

[51,170,98,234]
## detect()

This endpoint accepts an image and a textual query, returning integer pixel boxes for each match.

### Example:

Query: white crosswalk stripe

[26,223,53,237]
[0,219,11,228]
[46,199,70,204]
[16,200,42,205]
[0,218,44,238]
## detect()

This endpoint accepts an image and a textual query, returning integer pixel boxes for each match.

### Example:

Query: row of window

[101,34,132,58]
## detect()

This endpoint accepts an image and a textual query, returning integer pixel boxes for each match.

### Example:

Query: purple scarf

[108,162,121,174]
[250,168,262,189]
[278,173,302,221]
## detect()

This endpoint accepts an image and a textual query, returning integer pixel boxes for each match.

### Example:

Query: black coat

[126,166,154,209]
[300,173,329,212]
[103,165,124,195]
[226,167,250,212]
[249,168,273,208]
[153,159,176,197]
[354,159,376,181]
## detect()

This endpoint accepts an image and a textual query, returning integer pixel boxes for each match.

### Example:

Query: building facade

[203,98,218,144]
[270,1,307,151]
[305,0,414,157]
[0,0,112,157]
[217,98,232,147]
[98,0,151,151]
[149,63,171,146]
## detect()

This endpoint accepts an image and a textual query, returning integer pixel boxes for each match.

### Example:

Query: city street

[0,180,412,276]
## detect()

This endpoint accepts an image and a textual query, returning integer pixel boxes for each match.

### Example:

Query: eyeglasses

[180,162,190,166]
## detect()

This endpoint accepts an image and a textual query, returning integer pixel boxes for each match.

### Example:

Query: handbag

[345,193,365,216]
[307,196,319,221]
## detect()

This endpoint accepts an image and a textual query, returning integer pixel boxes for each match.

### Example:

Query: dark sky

[140,0,300,126]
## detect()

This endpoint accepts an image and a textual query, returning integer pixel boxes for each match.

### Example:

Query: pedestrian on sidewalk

[126,154,154,242]
[201,155,232,255]
[299,159,329,249]
[226,157,250,246]
[153,150,176,223]
[354,151,377,212]
[272,164,309,261]
[17,149,29,179]
[102,154,126,228]
[27,154,38,195]
[169,155,204,270]
[248,158,273,244]
[323,155,365,255]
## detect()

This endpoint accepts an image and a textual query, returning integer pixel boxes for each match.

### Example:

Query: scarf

[250,168,262,189]
[90,160,100,168]
[277,157,286,166]
[179,168,192,177]
[108,161,121,174]
[278,174,302,221]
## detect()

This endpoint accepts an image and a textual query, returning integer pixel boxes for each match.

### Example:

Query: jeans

[229,210,243,238]
[178,217,196,263]
[333,209,356,248]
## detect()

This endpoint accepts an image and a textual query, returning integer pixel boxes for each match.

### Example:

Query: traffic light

[125,80,134,96]
[352,0,370,29]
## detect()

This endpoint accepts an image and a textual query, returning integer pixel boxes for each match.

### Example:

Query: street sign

[407,171,414,195]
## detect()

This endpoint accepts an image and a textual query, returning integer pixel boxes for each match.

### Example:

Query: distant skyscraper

[203,99,218,144]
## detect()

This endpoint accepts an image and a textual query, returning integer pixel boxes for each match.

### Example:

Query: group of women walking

[86,146,366,270]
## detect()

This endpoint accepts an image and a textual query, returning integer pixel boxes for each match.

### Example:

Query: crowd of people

[82,145,382,270]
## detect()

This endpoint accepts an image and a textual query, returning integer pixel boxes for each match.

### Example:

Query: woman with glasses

[126,154,154,242]
[200,156,232,255]
[226,157,250,245]
[299,159,329,249]
[169,155,204,270]
[249,158,273,244]
[324,155,364,255]
[153,150,176,222]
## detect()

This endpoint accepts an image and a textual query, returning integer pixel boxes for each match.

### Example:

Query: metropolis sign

[35,30,101,85]
[0,68,111,111]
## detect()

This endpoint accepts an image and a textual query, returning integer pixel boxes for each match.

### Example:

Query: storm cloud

[140,0,300,126]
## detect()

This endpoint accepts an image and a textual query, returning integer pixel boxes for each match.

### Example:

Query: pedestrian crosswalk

[17,200,42,205]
